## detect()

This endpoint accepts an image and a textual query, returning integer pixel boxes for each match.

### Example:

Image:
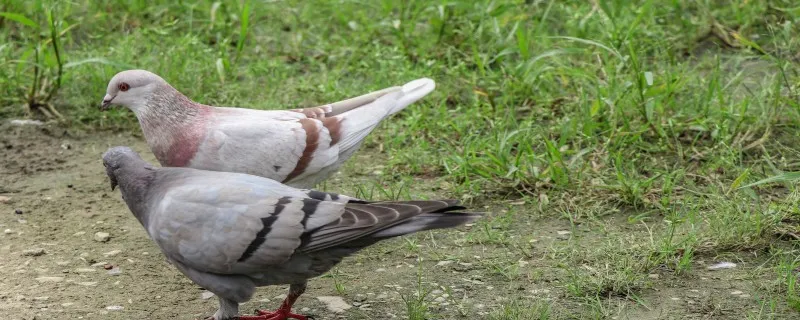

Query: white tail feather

[392,78,436,115]
[337,78,436,153]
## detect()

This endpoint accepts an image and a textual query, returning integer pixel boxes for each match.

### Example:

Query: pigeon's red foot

[234,309,311,320]
[240,287,311,320]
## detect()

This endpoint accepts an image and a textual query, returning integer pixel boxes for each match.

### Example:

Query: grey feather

[102,146,481,320]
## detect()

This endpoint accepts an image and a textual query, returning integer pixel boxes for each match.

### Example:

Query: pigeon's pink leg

[252,292,309,320]
[239,284,311,320]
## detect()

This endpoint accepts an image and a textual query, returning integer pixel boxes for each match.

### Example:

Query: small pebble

[3,229,12,234]
[106,306,124,311]
[94,232,110,242]
[67,184,73,188]
[316,296,351,313]
[14,209,23,215]
[10,119,43,126]
[107,267,121,276]
[201,291,215,300]
[21,248,46,257]
[707,262,737,270]
[103,264,114,270]
[0,196,10,203]
[103,250,122,257]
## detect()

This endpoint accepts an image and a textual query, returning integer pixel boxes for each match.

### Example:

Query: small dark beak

[101,94,114,111]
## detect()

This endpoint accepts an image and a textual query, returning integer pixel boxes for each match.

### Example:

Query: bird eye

[118,82,130,92]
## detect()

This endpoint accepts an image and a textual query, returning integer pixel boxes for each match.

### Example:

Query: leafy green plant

[2,8,69,119]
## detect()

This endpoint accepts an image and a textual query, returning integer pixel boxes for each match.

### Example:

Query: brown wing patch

[284,118,320,182]
[322,116,343,146]
[291,105,333,119]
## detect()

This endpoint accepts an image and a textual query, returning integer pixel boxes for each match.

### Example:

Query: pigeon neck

[139,85,207,124]
[116,164,156,227]
[137,85,211,167]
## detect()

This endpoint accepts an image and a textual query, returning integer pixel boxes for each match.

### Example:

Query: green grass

[3,0,800,318]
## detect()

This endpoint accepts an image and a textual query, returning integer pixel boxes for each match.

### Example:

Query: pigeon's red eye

[118,82,130,92]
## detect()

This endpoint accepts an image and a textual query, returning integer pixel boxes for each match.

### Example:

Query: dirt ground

[0,123,778,320]
[0,123,502,320]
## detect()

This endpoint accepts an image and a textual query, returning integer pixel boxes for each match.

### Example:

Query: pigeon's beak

[109,175,118,191]
[101,94,114,111]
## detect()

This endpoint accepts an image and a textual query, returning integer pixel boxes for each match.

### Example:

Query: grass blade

[0,12,38,28]
[235,0,251,61]
[738,172,800,190]
[547,36,622,59]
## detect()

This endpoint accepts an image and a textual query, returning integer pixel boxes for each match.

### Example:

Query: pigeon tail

[333,78,435,155]
[322,78,435,117]
[370,212,481,239]
[391,77,436,115]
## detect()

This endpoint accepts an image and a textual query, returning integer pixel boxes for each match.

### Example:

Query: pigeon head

[102,146,143,191]
[101,70,167,111]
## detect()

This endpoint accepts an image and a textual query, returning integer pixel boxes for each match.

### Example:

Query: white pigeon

[100,70,435,188]
[102,146,480,320]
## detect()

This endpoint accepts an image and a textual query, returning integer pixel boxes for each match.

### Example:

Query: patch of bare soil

[0,124,495,320]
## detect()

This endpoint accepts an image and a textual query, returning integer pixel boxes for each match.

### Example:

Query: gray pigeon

[100,70,435,188]
[102,146,481,320]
